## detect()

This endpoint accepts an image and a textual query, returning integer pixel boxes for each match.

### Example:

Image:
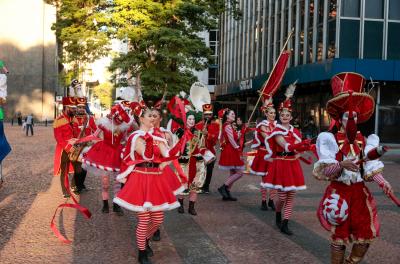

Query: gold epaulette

[53,116,70,128]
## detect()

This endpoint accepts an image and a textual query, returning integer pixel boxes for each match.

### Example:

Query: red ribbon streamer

[50,162,92,244]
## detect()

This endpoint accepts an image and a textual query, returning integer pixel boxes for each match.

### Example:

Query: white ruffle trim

[218,165,245,171]
[260,182,307,191]
[249,168,267,176]
[113,197,180,212]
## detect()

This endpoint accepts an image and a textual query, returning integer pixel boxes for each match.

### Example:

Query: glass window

[209,30,217,42]
[363,21,383,59]
[339,19,360,58]
[208,68,217,85]
[327,20,336,58]
[341,0,360,17]
[389,0,400,20]
[329,0,337,19]
[387,22,400,59]
[365,0,384,19]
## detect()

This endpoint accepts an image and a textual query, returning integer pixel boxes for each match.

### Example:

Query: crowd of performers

[53,73,396,264]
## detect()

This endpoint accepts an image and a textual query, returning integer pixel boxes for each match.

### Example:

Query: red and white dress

[218,122,244,170]
[113,130,181,212]
[152,127,184,195]
[262,124,306,191]
[82,118,130,176]
[250,120,276,175]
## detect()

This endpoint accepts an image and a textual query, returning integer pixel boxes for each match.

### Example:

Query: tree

[46,0,111,85]
[108,0,241,97]
[93,82,114,109]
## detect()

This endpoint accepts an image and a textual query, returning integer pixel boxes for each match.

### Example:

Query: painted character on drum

[175,111,206,215]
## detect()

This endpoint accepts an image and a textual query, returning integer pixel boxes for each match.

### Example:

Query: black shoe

[102,200,109,213]
[201,187,210,194]
[188,201,197,216]
[260,200,268,211]
[113,203,124,216]
[280,219,293,236]
[225,188,237,201]
[138,249,151,264]
[276,212,282,228]
[177,198,184,214]
[146,239,154,257]
[152,229,161,242]
[218,185,229,199]
[268,199,276,211]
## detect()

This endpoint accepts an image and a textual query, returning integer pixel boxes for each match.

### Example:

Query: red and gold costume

[313,72,391,263]
[53,97,79,196]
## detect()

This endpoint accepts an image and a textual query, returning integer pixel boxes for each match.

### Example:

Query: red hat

[218,108,229,119]
[130,102,145,117]
[278,83,296,113]
[62,97,76,107]
[202,104,213,114]
[76,97,87,106]
[120,100,131,109]
[260,95,274,112]
[109,103,130,123]
[326,72,375,123]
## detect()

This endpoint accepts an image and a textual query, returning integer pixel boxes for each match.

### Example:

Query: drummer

[196,104,219,194]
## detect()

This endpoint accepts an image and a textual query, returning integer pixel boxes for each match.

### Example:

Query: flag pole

[247,28,295,126]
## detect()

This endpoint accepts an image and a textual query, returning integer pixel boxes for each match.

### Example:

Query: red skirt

[261,157,306,191]
[163,165,185,195]
[250,149,271,176]
[219,144,244,170]
[317,181,379,244]
[113,167,180,212]
[82,141,122,172]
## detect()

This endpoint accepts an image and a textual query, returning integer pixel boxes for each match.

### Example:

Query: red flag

[260,50,291,100]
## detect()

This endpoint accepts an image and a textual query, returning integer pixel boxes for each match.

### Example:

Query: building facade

[0,0,58,121]
[216,0,400,143]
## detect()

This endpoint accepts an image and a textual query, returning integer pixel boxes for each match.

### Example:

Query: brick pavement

[0,125,399,264]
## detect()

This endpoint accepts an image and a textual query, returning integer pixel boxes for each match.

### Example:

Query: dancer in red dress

[263,85,310,235]
[250,97,277,211]
[313,72,394,263]
[82,103,131,215]
[113,103,180,264]
[217,109,245,201]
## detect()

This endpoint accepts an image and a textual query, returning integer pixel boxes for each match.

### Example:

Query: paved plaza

[0,125,399,264]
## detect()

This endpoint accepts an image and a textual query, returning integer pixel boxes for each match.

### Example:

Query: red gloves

[287,139,311,153]
[143,133,154,159]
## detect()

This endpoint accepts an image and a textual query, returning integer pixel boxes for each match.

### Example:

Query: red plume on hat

[218,108,229,119]
[130,102,145,117]
[109,103,130,124]
[260,94,275,112]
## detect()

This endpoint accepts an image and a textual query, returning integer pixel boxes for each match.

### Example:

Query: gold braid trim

[363,168,384,182]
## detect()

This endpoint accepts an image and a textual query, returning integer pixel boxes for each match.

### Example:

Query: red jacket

[195,120,219,155]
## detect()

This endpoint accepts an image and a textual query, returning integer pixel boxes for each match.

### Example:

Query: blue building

[216,0,400,143]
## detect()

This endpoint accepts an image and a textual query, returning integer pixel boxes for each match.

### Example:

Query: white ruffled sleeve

[313,132,339,180]
[363,134,384,181]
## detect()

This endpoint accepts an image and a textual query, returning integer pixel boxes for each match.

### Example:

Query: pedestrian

[313,72,394,263]
[25,113,34,136]
[262,85,310,235]
[217,108,245,201]
[17,112,22,126]
[113,102,181,264]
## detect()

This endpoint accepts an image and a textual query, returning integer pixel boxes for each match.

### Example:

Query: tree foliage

[48,0,241,96]
[93,81,114,108]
